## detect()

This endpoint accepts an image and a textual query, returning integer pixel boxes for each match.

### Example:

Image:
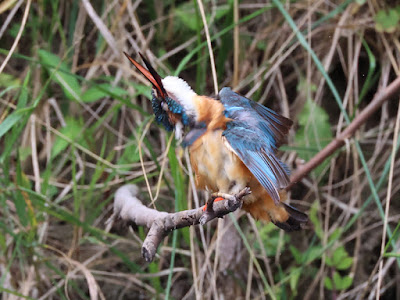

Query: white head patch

[161,76,197,118]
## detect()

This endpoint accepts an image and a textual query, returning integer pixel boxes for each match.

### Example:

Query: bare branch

[107,185,250,262]
[287,75,400,189]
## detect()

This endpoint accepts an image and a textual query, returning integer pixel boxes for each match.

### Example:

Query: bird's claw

[199,187,251,225]
[202,197,224,212]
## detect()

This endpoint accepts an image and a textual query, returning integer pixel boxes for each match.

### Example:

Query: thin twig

[196,0,218,95]
[376,96,400,298]
[81,0,119,55]
[0,0,31,74]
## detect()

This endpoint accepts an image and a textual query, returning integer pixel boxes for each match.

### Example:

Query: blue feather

[182,122,207,147]
[152,93,173,131]
[219,87,292,204]
[165,97,191,126]
[220,87,293,148]
[151,92,192,131]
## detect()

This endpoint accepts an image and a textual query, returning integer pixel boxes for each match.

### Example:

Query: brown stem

[287,75,400,189]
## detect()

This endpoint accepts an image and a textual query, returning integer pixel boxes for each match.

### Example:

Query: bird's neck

[192,95,231,130]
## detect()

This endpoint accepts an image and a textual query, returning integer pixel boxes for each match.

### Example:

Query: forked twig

[106,185,250,262]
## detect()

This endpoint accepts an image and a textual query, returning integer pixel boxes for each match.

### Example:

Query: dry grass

[0,0,399,299]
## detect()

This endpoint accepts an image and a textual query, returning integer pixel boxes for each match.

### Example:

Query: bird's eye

[161,101,169,111]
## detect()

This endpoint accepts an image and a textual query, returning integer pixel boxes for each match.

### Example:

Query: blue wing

[219,87,292,204]
[220,87,292,148]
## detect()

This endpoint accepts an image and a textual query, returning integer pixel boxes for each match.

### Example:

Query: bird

[124,52,308,231]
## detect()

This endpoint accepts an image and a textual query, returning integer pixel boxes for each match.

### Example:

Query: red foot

[202,197,225,211]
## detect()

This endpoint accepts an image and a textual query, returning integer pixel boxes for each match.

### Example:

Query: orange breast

[189,96,245,193]
[189,129,252,194]
[189,129,289,224]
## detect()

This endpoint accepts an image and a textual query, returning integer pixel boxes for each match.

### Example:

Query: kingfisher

[124,52,308,231]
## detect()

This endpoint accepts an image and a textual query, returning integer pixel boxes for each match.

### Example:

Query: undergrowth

[0,0,399,299]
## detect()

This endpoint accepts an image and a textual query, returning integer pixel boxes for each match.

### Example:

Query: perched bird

[124,52,308,231]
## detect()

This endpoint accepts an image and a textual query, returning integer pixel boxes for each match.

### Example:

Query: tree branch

[107,185,250,262]
[287,75,400,189]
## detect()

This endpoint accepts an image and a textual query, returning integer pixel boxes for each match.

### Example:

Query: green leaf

[340,275,353,290]
[148,261,162,293]
[328,228,342,243]
[38,49,81,101]
[334,247,353,270]
[0,72,33,163]
[383,252,400,258]
[358,39,377,105]
[375,9,400,33]
[290,244,322,264]
[326,246,353,270]
[132,83,152,97]
[82,84,128,103]
[15,157,28,227]
[0,73,20,88]
[117,140,140,167]
[175,2,198,31]
[336,257,353,270]
[332,246,347,264]
[294,97,333,176]
[324,276,333,290]
[309,201,323,239]
[326,256,333,267]
[327,271,353,290]
[333,272,345,290]
[165,139,188,299]
[175,2,230,32]
[257,222,289,256]
[305,246,324,264]
[0,77,31,139]
[51,117,88,158]
[0,111,25,139]
[256,40,267,50]
[9,23,21,38]
[290,245,302,264]
[18,147,32,162]
[289,267,301,295]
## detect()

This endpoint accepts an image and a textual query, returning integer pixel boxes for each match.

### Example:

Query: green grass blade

[358,39,377,106]
[229,214,275,298]
[38,49,81,101]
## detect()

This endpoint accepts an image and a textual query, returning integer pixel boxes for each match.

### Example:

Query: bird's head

[124,52,198,137]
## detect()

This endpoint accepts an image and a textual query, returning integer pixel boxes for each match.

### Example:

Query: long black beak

[123,52,167,99]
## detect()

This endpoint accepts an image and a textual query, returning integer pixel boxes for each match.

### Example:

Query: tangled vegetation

[0,0,399,299]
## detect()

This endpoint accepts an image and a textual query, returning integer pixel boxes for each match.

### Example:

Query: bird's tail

[272,202,309,231]
[242,190,308,231]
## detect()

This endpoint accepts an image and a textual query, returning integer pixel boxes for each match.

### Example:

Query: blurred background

[0,0,399,299]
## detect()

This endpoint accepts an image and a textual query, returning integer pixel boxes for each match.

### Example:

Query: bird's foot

[199,188,251,225]
[202,197,224,212]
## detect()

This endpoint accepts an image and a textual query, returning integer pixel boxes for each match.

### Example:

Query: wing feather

[220,88,292,204]
[220,87,292,147]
